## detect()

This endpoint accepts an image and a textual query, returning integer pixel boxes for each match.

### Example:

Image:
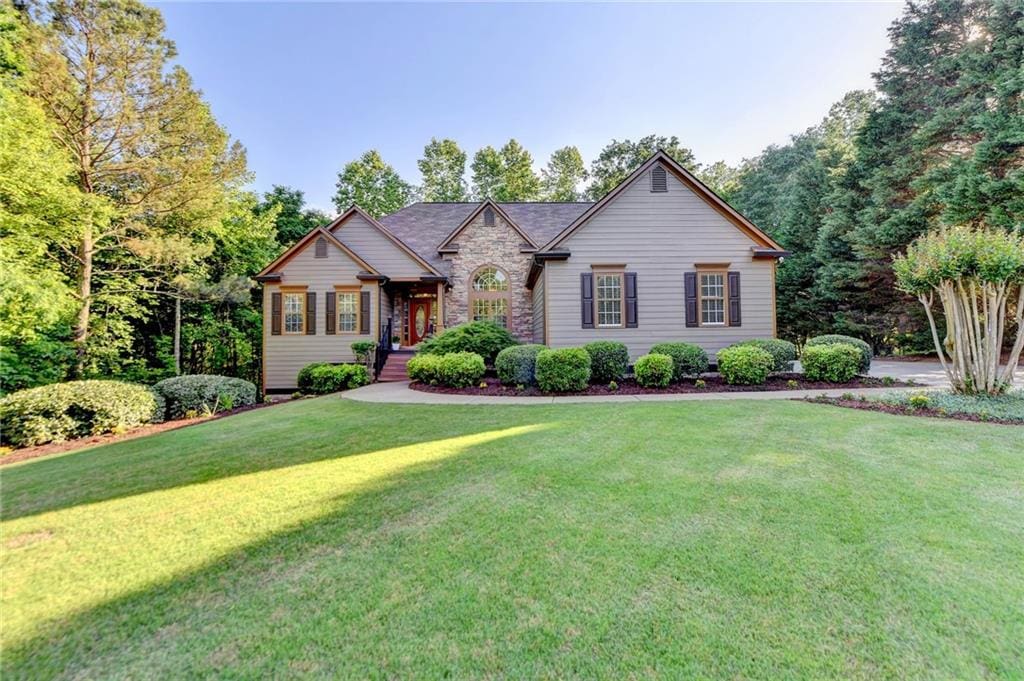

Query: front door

[410,300,432,345]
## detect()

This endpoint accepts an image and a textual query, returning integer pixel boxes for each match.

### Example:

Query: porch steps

[377,350,415,382]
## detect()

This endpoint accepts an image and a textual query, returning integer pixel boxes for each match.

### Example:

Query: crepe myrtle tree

[893,226,1024,395]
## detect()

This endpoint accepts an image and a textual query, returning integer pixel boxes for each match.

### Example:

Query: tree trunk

[174,296,182,376]
[73,225,92,378]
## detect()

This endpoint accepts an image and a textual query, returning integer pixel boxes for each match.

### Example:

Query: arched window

[470,266,510,328]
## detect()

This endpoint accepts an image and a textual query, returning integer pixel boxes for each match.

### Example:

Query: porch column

[436,281,445,332]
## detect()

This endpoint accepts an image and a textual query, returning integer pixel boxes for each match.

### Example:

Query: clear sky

[155,1,904,212]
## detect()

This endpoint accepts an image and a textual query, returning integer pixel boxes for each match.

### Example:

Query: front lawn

[2,398,1022,678]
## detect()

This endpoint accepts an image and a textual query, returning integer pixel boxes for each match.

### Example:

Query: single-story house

[256,150,788,391]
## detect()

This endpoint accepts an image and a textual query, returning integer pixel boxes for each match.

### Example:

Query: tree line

[2,0,1020,395]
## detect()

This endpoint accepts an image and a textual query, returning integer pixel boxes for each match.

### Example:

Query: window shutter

[651,165,668,192]
[326,291,336,335]
[271,292,282,335]
[360,290,371,334]
[684,272,698,327]
[625,272,638,328]
[728,271,741,327]
[306,292,316,335]
[314,236,327,258]
[580,273,594,329]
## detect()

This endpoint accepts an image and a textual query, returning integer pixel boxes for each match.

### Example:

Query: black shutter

[728,271,741,327]
[580,273,594,329]
[306,292,316,334]
[271,292,282,335]
[625,272,638,328]
[360,290,371,334]
[684,272,698,327]
[326,291,336,335]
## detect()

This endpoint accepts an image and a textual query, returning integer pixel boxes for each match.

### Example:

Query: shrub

[495,344,546,386]
[694,379,706,389]
[535,348,591,393]
[608,380,618,391]
[0,380,163,448]
[417,322,518,365]
[633,353,674,388]
[584,341,630,383]
[716,346,774,385]
[406,354,444,384]
[801,344,862,383]
[908,393,931,409]
[734,338,797,373]
[350,341,376,363]
[154,374,258,419]
[438,352,486,388]
[294,363,369,395]
[805,334,872,373]
[649,342,709,382]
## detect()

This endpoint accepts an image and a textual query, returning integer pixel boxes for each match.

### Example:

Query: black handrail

[373,319,392,380]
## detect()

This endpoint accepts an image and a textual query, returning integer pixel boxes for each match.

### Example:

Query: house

[256,150,788,391]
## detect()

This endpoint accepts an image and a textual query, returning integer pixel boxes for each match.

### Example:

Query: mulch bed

[806,396,1023,426]
[1,402,277,466]
[411,373,909,397]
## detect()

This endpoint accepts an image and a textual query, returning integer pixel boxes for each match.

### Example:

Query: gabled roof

[327,205,444,277]
[436,200,538,252]
[256,225,379,279]
[540,150,784,252]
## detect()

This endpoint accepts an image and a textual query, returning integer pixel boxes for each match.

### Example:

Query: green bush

[649,342,709,382]
[406,354,444,384]
[734,338,797,373]
[716,346,774,385]
[535,348,591,393]
[805,334,872,373]
[294,363,370,395]
[633,353,674,388]
[801,344,862,383]
[417,322,518,365]
[350,341,376,362]
[438,352,486,388]
[584,341,629,383]
[154,374,258,419]
[495,344,546,386]
[0,380,163,448]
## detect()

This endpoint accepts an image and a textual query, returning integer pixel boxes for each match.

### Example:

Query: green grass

[2,397,1022,678]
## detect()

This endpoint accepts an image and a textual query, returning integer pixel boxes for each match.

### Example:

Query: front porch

[384,280,447,348]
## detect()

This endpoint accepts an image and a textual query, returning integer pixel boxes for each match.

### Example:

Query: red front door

[409,300,432,345]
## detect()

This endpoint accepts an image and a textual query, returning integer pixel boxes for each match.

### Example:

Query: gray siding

[263,238,379,390]
[532,272,545,344]
[545,169,775,359]
[332,213,426,278]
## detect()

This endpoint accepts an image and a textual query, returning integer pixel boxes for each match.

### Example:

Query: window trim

[593,267,625,329]
[334,285,361,335]
[697,269,729,327]
[280,286,307,335]
[469,265,511,329]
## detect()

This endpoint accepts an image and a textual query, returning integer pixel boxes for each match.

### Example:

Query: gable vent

[651,165,668,193]
[314,236,327,258]
[483,207,495,226]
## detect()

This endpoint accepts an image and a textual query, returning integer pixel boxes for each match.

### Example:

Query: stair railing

[373,319,392,380]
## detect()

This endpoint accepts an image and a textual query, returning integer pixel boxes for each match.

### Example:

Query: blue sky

[156,1,904,212]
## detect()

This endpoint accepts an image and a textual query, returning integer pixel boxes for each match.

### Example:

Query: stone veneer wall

[441,210,535,341]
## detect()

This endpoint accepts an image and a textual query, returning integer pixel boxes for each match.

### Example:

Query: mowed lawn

[2,398,1022,679]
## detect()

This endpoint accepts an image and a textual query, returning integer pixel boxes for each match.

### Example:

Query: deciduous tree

[332,149,412,218]
[418,138,468,202]
[587,135,697,199]
[541,146,587,201]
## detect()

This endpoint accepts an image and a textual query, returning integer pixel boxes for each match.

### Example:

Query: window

[470,266,510,328]
[283,292,304,333]
[337,291,359,333]
[595,272,623,327]
[700,272,726,325]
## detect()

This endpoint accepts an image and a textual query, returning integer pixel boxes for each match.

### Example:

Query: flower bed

[808,390,1024,425]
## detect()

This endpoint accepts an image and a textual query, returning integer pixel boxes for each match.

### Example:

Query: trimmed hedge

[417,322,518,365]
[633,353,674,388]
[716,346,774,385]
[438,352,486,388]
[350,341,376,362]
[649,342,709,382]
[801,344,862,382]
[0,380,163,448]
[805,334,872,373]
[584,341,629,384]
[495,344,546,386]
[535,348,591,393]
[407,354,444,384]
[295,363,370,395]
[154,374,258,419]
[734,338,797,373]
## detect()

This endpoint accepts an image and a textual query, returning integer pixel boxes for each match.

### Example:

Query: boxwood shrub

[294,363,370,395]
[584,341,630,383]
[406,354,444,385]
[805,334,872,373]
[649,342,709,382]
[716,346,774,385]
[0,380,163,448]
[801,343,862,382]
[495,344,546,386]
[350,341,376,363]
[154,374,258,419]
[535,347,592,393]
[417,322,518,365]
[633,353,674,388]
[733,338,797,373]
[438,352,486,388]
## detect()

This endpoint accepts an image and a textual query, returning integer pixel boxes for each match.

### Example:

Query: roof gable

[256,226,378,279]
[436,200,538,252]
[328,206,443,276]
